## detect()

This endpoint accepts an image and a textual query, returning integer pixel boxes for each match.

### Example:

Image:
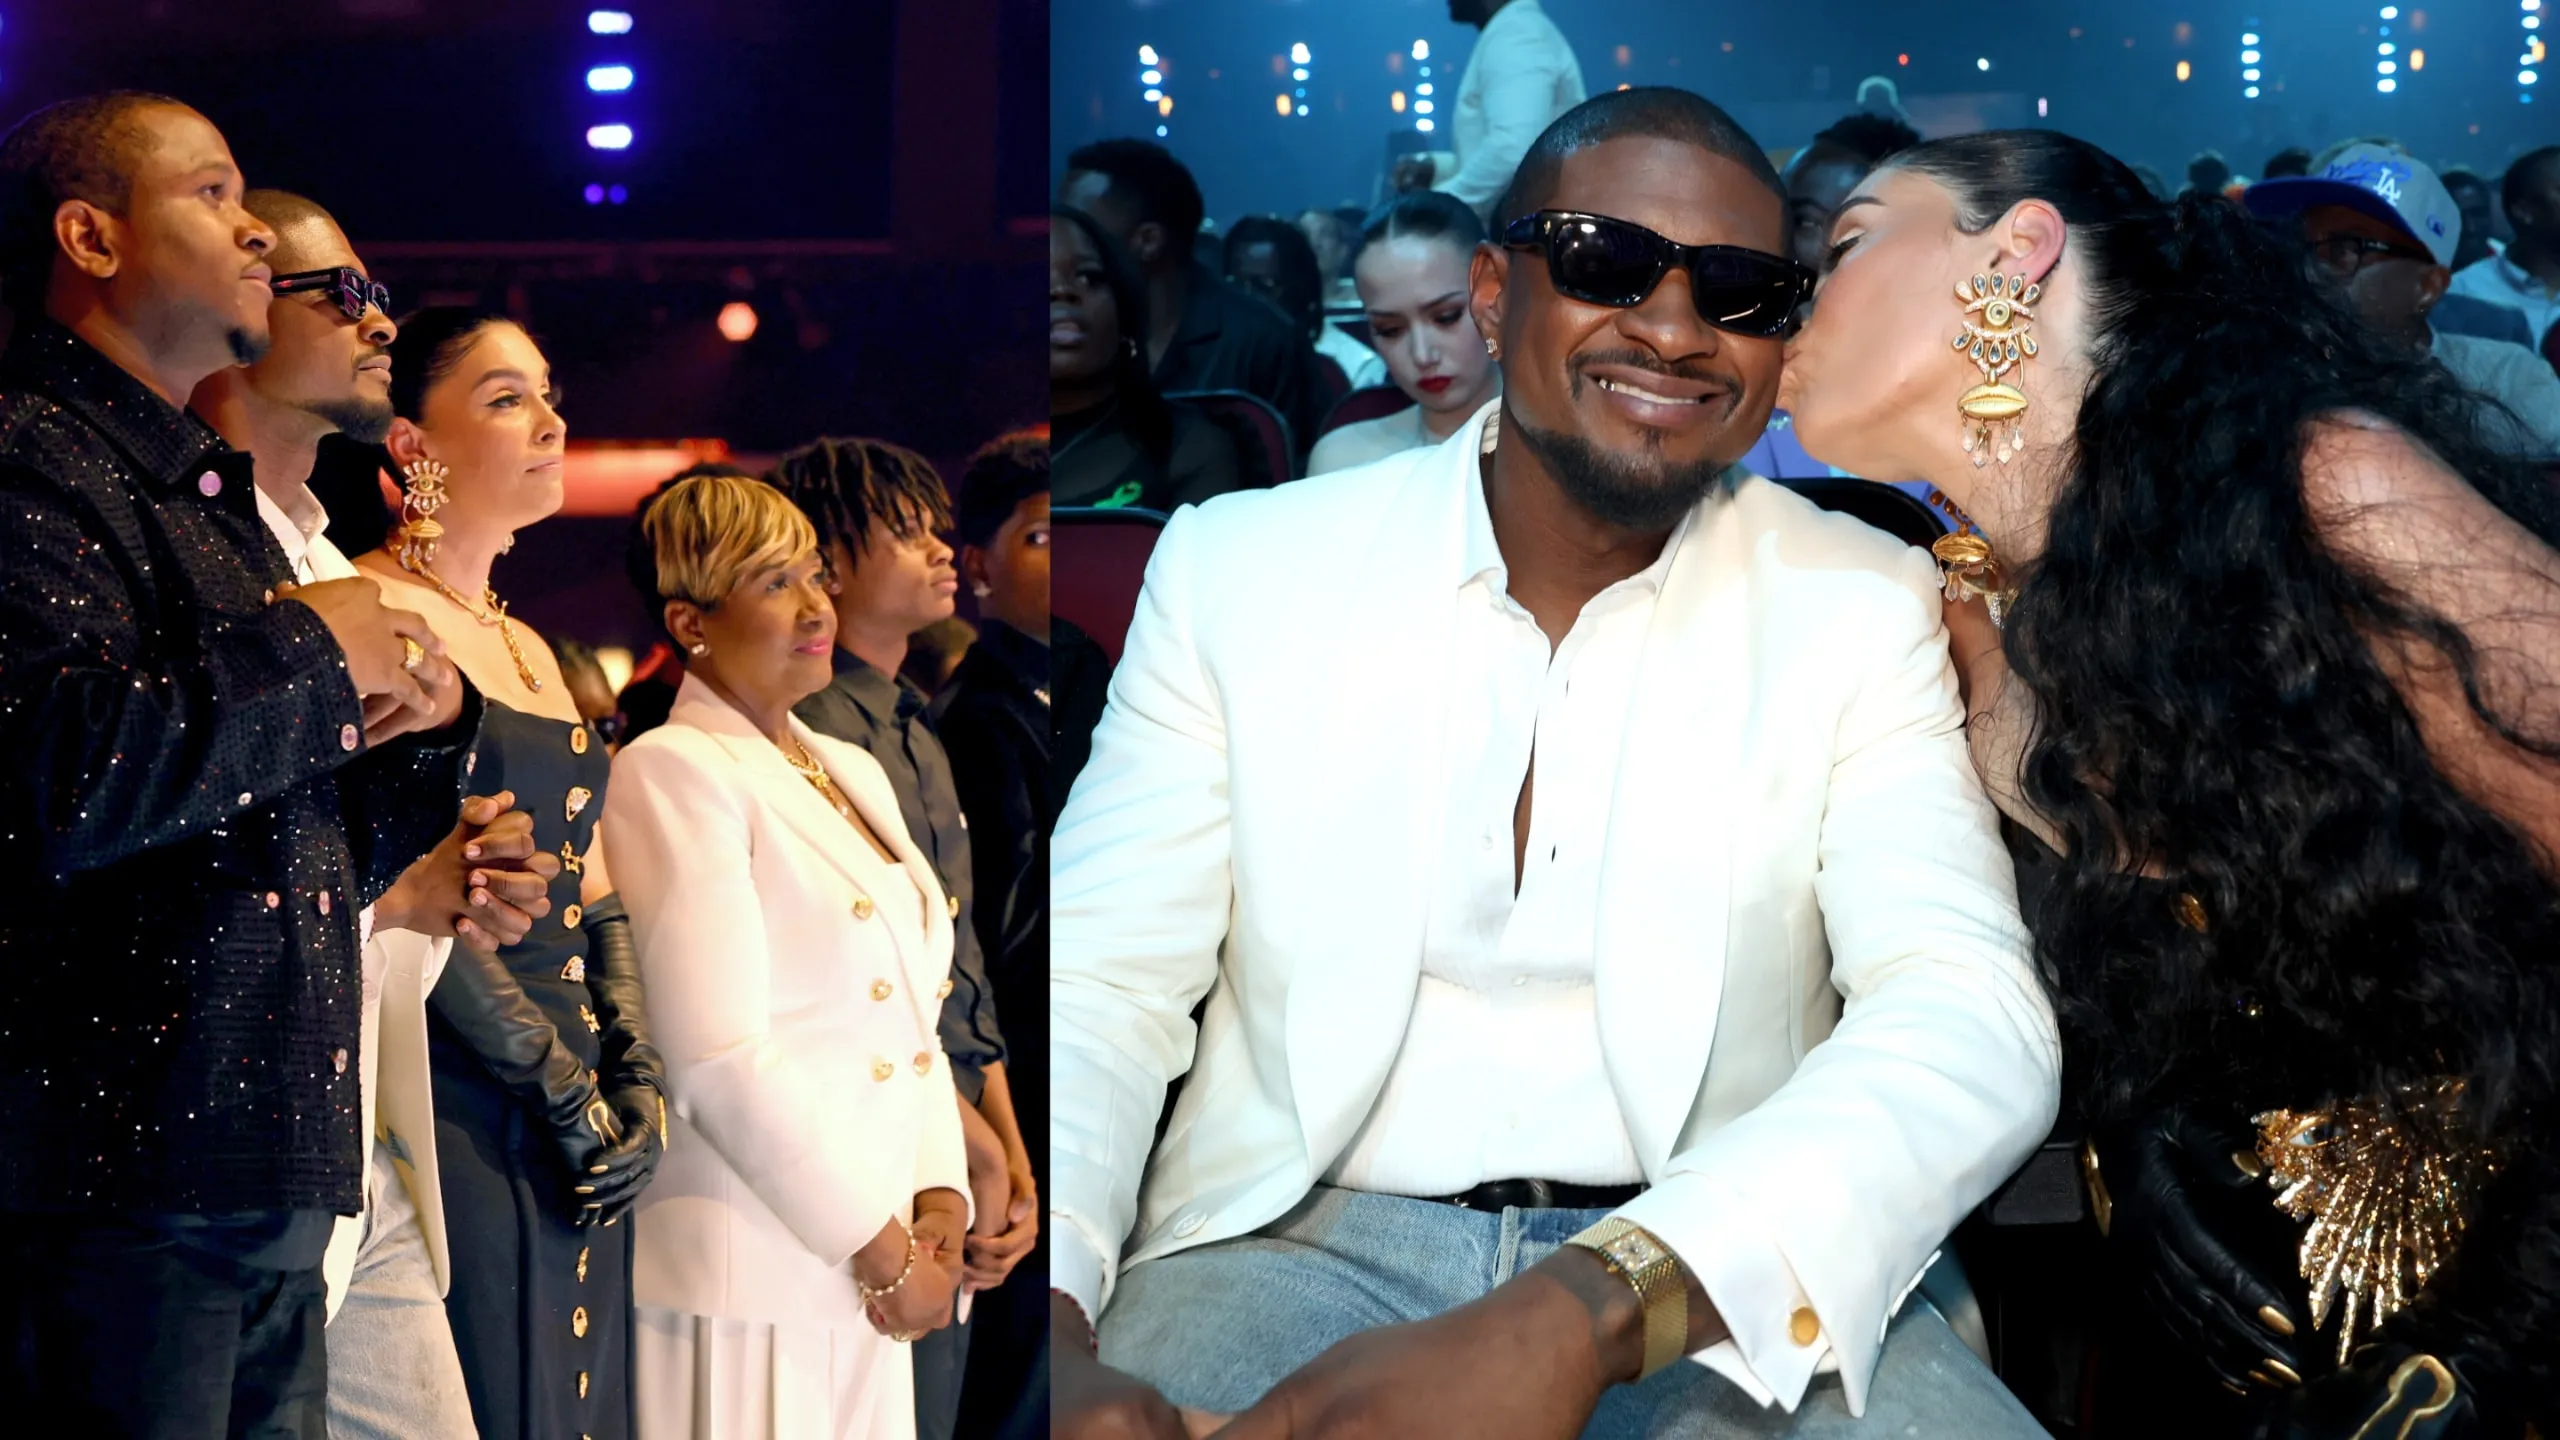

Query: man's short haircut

[953,430,1049,550]
[0,91,190,313]
[2262,148,2314,180]
[2187,150,2233,191]
[2504,146,2560,220]
[242,188,342,269]
[644,471,820,612]
[1064,138,1206,247]
[1809,113,1921,167]
[1493,87,1785,232]
[765,436,955,580]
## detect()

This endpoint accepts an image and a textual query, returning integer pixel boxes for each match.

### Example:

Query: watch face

[1610,1230,1668,1272]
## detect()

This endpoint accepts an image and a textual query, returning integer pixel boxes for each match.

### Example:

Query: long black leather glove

[579,893,665,1225]
[2247,1337,2503,1440]
[429,939,614,1224]
[2089,1105,2314,1393]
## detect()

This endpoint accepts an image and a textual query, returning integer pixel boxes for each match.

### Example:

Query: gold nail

[2262,1359,2301,1386]
[2248,1369,2275,1388]
[590,1164,609,1174]
[2231,1150,2266,1180]
[2258,1305,2296,1337]
[575,1184,596,1194]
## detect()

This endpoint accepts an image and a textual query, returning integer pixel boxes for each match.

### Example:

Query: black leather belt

[1425,1178,1646,1212]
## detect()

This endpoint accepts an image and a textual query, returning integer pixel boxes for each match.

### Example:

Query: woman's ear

[384,416,428,469]
[2003,199,2069,285]
[663,599,707,655]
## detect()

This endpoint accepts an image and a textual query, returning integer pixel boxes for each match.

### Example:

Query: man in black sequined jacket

[0,94,484,1435]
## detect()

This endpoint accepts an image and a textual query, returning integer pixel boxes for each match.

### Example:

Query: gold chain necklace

[396,553,543,693]
[783,738,852,816]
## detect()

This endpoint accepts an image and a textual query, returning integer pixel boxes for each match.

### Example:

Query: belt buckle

[1523,1178,1556,1208]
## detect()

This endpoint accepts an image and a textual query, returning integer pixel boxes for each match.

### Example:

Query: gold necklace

[396,553,543,693]
[783,738,852,816]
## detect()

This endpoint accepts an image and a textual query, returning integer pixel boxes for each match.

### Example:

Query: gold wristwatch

[1564,1217,1687,1381]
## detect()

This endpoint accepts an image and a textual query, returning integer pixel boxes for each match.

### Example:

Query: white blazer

[321,924,453,1318]
[610,675,971,1331]
[1051,402,2061,1415]
[1423,0,1586,217]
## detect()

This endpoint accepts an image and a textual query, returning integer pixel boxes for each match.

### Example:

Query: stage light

[2379,77,2398,91]
[2525,68,2541,83]
[1412,39,1429,61]
[1297,104,1310,116]
[1276,94,1292,117]
[586,125,633,150]
[1141,68,1161,84]
[2245,85,2261,97]
[2176,60,2191,81]
[1417,118,1435,132]
[2379,61,2396,74]
[2242,49,2260,63]
[2240,25,2265,99]
[1415,99,1433,114]
[1391,91,1406,112]
[608,185,627,204]
[587,65,633,92]
[2532,16,2544,28]
[1897,53,1909,66]
[1144,88,1161,102]
[1159,95,1174,115]
[2243,67,2260,80]
[2037,96,2048,116]
[718,303,758,344]
[1291,42,1311,65]
[583,183,605,205]
[1156,124,1169,136]
[2379,42,2395,54]
[2381,3,2399,13]
[1139,44,1159,66]
[1417,83,1433,95]
[588,10,632,34]
[2411,49,2425,69]
[1976,57,1990,71]
[1293,67,1307,81]
[2242,31,2259,44]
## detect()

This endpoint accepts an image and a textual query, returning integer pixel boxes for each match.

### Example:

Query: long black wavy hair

[1886,130,2560,1391]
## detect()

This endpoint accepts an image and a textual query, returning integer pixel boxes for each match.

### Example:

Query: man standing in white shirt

[1394,0,1586,223]
[1053,89,2056,1440]
[2447,145,2560,348]
[191,189,561,1440]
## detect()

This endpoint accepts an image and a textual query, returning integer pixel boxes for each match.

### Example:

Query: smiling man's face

[1474,133,1788,531]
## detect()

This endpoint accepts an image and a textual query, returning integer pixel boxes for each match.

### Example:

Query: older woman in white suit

[607,473,972,1440]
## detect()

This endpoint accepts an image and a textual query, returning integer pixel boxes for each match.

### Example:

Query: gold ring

[401,636,427,672]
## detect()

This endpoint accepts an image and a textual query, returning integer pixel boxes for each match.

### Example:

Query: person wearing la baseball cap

[2247,143,2560,459]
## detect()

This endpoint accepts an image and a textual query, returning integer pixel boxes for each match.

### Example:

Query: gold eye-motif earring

[393,458,450,569]
[1952,271,2039,467]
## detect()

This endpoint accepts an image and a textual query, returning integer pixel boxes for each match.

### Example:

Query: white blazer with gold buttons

[1052,400,2062,1416]
[609,674,971,1330]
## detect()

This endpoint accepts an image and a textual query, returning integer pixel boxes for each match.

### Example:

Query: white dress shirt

[1326,416,1673,1194]
[2448,251,2560,348]
[1316,323,1387,392]
[1425,0,1586,219]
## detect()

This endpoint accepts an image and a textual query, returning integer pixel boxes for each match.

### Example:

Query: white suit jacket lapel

[670,676,876,897]
[1281,415,1483,1172]
[1592,493,1748,1178]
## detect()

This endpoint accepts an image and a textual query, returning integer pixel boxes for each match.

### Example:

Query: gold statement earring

[1953,270,2038,467]
[393,458,450,570]
[1923,490,2015,629]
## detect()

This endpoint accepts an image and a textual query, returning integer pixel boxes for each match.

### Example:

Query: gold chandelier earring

[1923,489,2016,629]
[393,458,451,571]
[1952,269,2038,467]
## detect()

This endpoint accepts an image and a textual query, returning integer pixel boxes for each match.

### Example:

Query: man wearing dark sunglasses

[1055,86,2055,1440]
[191,188,522,1440]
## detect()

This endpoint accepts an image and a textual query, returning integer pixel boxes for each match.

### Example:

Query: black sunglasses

[1502,210,1816,338]
[270,267,391,322]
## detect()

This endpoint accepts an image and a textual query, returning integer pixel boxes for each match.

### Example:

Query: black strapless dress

[430,701,633,1440]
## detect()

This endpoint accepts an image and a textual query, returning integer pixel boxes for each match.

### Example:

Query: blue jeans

[1098,1186,2048,1439]
[327,1136,477,1440]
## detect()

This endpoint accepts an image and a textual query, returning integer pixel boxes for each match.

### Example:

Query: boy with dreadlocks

[768,438,1037,1440]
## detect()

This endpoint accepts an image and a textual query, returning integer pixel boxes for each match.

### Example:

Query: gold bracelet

[1564,1218,1689,1382]
[857,1227,919,1306]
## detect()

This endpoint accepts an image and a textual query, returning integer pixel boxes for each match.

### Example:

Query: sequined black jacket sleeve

[335,689,484,909]
[0,455,373,882]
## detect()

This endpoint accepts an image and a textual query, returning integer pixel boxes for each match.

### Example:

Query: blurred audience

[2184,149,2234,199]
[1058,139,1324,458]
[1225,215,1385,398]
[2449,144,2560,349]
[1307,192,1501,476]
[1389,0,1586,222]
[1051,206,1246,511]
[2248,145,2560,459]
[2261,146,2312,179]
[1298,206,1358,309]
[1782,112,1921,273]
[2442,167,2502,271]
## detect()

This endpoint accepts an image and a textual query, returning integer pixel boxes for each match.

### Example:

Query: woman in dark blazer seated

[1051,206,1244,512]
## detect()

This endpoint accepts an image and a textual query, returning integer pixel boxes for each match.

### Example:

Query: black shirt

[794,651,1005,1101]
[0,321,479,1220]
[1156,262,1327,463]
